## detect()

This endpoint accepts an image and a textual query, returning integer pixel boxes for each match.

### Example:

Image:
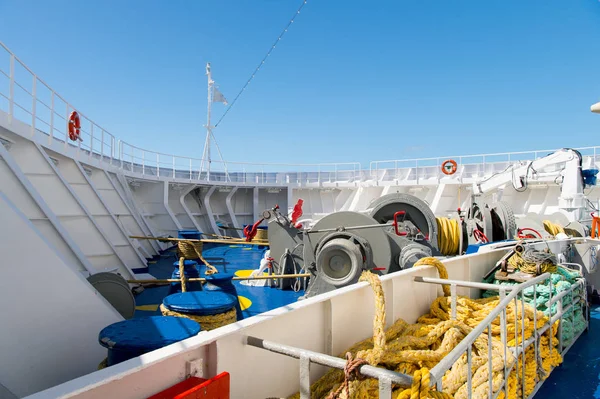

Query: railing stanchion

[8,54,14,123]
[31,75,37,136]
[49,91,55,143]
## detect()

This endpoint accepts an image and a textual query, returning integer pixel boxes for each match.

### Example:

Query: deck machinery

[265,148,594,298]
[265,193,521,298]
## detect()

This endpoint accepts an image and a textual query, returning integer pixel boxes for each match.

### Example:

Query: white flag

[213,87,228,105]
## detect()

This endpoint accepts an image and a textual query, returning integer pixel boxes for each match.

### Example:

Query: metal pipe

[307,221,394,234]
[429,273,550,383]
[245,336,413,386]
[126,273,311,285]
[414,276,519,291]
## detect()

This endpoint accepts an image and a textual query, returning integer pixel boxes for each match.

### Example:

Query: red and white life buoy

[68,111,81,141]
[441,159,458,175]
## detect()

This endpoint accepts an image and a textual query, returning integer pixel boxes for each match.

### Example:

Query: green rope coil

[482,265,586,347]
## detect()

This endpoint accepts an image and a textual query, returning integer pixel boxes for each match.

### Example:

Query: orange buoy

[68,111,81,141]
[441,159,458,175]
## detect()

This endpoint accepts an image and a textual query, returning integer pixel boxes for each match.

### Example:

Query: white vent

[82,166,93,177]
[218,186,232,193]
[267,188,281,194]
[48,157,59,166]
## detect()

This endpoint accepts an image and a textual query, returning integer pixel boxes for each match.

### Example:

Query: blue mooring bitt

[98,316,201,366]
[204,272,243,321]
[169,260,202,294]
[178,229,202,240]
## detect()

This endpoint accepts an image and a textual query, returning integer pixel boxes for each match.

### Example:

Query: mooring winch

[265,194,441,298]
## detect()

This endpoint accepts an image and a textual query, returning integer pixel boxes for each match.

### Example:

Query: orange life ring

[441,159,457,175]
[68,111,81,141]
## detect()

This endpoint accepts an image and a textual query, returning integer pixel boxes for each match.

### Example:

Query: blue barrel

[204,273,243,320]
[169,260,202,294]
[98,316,201,366]
[178,230,202,240]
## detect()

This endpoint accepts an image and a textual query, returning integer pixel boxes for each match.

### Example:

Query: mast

[201,62,213,179]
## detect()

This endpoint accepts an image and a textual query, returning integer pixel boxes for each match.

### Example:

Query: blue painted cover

[204,272,234,283]
[172,260,198,268]
[163,291,238,315]
[178,230,202,239]
[98,316,201,351]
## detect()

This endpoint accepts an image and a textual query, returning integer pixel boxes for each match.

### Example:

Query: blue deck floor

[133,243,304,320]
[536,305,600,398]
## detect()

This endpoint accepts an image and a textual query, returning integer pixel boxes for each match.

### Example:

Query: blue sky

[1,0,600,168]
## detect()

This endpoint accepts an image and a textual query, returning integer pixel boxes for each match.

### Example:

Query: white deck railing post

[31,75,37,136]
[49,91,55,143]
[8,54,14,123]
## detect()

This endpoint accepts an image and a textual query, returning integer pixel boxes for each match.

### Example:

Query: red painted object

[243,218,264,242]
[290,199,304,228]
[393,211,407,236]
[147,372,230,399]
[517,227,542,239]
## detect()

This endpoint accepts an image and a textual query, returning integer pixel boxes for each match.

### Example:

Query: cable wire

[214,0,309,128]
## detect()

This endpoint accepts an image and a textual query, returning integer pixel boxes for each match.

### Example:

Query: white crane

[473,148,587,222]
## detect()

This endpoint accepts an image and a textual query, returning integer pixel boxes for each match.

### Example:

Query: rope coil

[507,246,557,275]
[173,240,218,293]
[288,257,562,399]
[436,218,461,256]
[159,304,237,331]
[325,353,369,399]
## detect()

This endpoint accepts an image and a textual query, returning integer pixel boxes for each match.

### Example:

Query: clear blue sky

[1,1,600,168]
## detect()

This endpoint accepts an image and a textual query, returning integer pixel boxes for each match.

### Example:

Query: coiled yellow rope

[288,257,562,399]
[177,240,218,275]
[159,304,237,331]
[415,257,451,296]
[542,220,564,236]
[507,246,558,275]
[174,240,219,293]
[542,220,582,238]
[436,218,461,256]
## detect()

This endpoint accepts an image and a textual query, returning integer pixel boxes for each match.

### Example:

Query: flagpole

[201,62,213,180]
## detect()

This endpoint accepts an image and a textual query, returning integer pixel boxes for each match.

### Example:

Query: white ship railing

[1,41,599,186]
[0,42,361,185]
[368,146,600,183]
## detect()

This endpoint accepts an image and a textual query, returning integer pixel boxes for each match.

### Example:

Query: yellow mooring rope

[542,220,564,237]
[177,240,218,275]
[159,304,237,331]
[542,220,582,238]
[288,257,562,399]
[436,218,461,256]
[506,245,558,275]
[173,240,219,293]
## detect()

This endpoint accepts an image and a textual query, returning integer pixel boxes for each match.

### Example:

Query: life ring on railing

[68,111,81,141]
[441,159,458,175]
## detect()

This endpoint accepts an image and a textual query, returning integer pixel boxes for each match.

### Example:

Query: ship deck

[537,305,600,398]
[132,244,600,398]
[133,243,304,320]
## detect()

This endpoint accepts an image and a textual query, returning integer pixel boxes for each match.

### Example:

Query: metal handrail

[428,272,551,382]
[1,40,599,185]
